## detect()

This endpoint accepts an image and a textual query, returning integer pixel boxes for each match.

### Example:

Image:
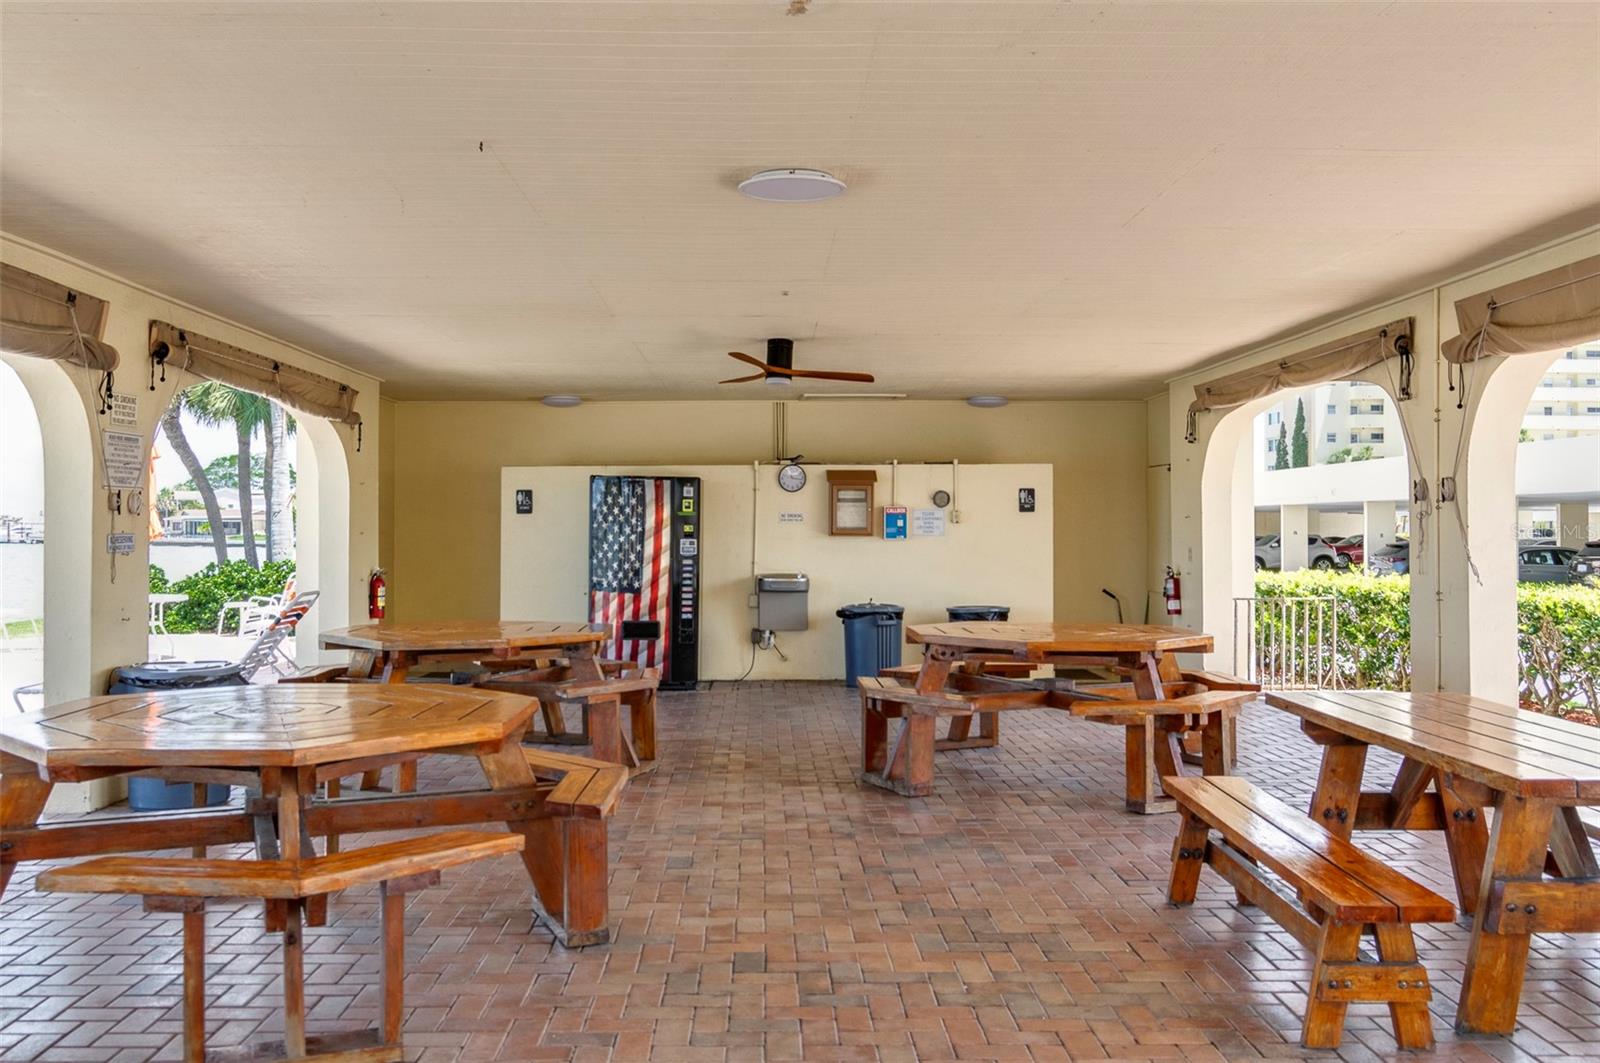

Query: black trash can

[836,603,904,688]
[109,662,246,811]
[946,605,1010,622]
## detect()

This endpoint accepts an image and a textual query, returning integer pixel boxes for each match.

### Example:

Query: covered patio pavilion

[1,3,1596,1061]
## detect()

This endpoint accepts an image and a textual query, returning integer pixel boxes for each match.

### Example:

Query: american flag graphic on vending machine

[588,476,672,669]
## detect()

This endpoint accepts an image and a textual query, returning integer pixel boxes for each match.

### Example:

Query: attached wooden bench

[38,830,523,1063]
[514,749,628,943]
[878,660,1037,750]
[478,663,659,772]
[1164,775,1454,1050]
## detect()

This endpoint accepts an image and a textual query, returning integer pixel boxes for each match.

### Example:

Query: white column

[1557,501,1591,548]
[1363,500,1398,563]
[1279,504,1310,571]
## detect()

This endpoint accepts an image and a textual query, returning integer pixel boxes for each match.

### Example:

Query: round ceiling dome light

[966,395,1008,408]
[737,168,846,203]
[540,394,582,408]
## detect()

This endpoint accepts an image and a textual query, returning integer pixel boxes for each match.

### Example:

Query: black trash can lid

[113,661,244,683]
[836,602,905,619]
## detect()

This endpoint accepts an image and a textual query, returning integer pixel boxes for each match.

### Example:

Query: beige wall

[387,399,1147,627]
[1,234,381,809]
[501,463,1053,680]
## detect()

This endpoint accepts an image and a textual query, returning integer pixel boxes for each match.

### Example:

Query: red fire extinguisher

[368,568,387,620]
[1163,566,1182,616]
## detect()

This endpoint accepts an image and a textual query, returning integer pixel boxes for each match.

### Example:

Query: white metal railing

[1233,595,1340,690]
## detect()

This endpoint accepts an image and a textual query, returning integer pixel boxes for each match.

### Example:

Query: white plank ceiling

[2,1,1596,399]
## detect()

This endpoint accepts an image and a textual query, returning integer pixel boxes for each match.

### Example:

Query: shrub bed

[1252,570,1598,722]
[150,560,295,634]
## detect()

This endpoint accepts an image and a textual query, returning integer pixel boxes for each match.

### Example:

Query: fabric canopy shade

[1441,254,1600,364]
[0,262,120,371]
[150,321,362,427]
[1185,318,1413,442]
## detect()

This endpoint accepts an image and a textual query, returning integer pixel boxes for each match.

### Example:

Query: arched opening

[145,377,354,678]
[1199,375,1416,689]
[0,351,94,704]
[1462,341,1600,715]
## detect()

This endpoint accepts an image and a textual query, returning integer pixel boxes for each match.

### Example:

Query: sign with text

[101,430,144,489]
[911,508,946,536]
[109,393,138,429]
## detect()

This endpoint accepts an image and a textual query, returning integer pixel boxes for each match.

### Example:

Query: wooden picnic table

[0,684,615,946]
[1265,688,1600,1036]
[320,620,609,684]
[861,622,1248,810]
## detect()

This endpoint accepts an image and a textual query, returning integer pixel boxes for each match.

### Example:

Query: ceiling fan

[719,338,875,385]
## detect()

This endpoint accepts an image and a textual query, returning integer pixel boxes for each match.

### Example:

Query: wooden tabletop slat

[906,622,1213,655]
[1266,690,1596,799]
[0,686,536,778]
[321,620,608,654]
[1336,690,1600,766]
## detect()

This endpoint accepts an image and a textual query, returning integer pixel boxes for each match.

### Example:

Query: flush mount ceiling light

[540,394,582,408]
[737,168,847,203]
[966,395,1008,408]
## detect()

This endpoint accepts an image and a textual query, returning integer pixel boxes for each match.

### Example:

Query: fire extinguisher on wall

[1162,566,1182,616]
[368,568,387,620]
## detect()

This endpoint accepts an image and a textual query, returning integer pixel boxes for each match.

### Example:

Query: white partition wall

[500,463,1054,681]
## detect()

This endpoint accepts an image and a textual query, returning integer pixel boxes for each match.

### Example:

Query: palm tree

[186,383,271,567]
[158,397,229,565]
[265,403,295,561]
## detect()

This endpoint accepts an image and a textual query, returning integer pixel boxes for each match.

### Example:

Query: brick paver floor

[1,683,1596,1061]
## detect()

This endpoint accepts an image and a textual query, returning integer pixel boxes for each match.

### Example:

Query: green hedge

[1252,570,1598,719]
[149,560,295,634]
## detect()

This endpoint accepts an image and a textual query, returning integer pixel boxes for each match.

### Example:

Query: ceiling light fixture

[738,168,847,203]
[540,394,582,408]
[966,395,1008,408]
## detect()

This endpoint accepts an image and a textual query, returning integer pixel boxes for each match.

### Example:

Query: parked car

[1329,534,1365,567]
[1517,546,1578,583]
[1254,534,1343,571]
[1566,540,1600,583]
[1369,540,1410,576]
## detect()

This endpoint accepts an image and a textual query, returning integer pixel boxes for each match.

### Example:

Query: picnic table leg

[1306,731,1367,841]
[1456,795,1555,1035]
[0,759,53,899]
[1200,711,1234,776]
[585,694,624,766]
[1123,719,1171,814]
[629,687,657,763]
[477,735,608,947]
[1437,771,1489,915]
[861,698,891,776]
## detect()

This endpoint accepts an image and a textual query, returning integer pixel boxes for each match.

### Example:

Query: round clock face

[932,489,951,508]
[778,463,807,492]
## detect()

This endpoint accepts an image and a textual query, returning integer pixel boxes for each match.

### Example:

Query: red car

[1330,535,1364,567]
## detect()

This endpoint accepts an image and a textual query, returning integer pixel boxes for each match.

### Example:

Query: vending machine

[587,475,701,688]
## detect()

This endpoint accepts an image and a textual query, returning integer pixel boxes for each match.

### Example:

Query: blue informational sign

[882,505,908,540]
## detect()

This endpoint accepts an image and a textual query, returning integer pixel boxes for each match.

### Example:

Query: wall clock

[931,489,951,508]
[777,463,807,492]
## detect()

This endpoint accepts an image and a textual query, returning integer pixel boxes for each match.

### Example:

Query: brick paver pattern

[1,683,1595,1061]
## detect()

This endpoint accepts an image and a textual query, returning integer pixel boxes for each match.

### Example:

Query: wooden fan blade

[784,368,877,383]
[726,351,771,371]
[718,372,767,384]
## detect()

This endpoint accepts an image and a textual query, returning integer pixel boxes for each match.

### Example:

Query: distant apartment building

[1257,381,1404,471]
[1525,344,1600,440]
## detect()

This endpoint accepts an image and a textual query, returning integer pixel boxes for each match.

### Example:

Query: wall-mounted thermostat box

[882,505,908,540]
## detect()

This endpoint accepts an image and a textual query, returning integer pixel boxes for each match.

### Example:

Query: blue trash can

[109,662,244,811]
[946,605,1010,622]
[836,603,904,688]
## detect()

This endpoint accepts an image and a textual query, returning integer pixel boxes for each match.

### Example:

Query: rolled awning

[1441,254,1600,364]
[150,320,362,427]
[0,262,120,371]
[1185,318,1413,442]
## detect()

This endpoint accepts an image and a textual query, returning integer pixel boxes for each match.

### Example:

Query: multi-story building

[1525,344,1600,440]
[1257,381,1404,471]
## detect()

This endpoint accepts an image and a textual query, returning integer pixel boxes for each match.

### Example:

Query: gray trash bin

[836,603,904,688]
[109,662,246,811]
[946,605,1010,622]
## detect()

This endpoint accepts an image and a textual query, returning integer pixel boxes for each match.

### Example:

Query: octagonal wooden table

[864,622,1232,810]
[320,620,609,684]
[0,684,611,945]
